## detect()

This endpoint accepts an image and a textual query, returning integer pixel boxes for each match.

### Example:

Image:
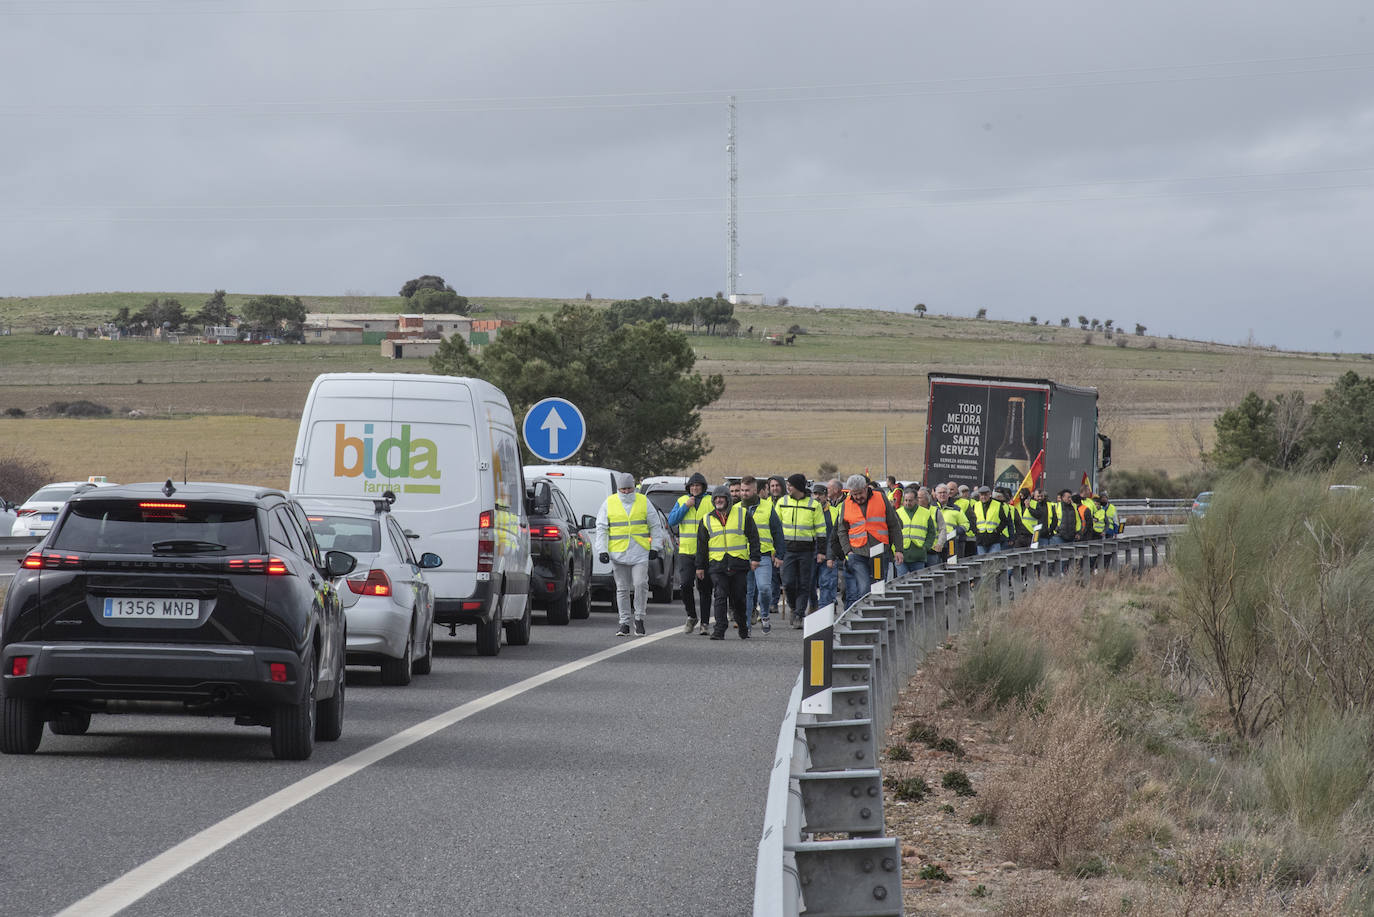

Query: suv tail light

[21,551,83,570]
[346,569,393,597]
[530,525,562,540]
[227,556,293,576]
[478,509,495,572]
[10,656,31,677]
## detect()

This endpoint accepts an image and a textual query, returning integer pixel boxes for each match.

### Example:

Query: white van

[523,465,623,600]
[292,373,531,656]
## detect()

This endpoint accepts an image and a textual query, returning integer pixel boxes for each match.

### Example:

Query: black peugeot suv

[0,480,355,760]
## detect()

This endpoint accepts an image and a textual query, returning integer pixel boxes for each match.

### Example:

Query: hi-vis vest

[1080,497,1100,535]
[843,491,891,550]
[939,503,965,536]
[674,494,711,554]
[1020,499,1042,538]
[1105,503,1119,535]
[954,496,974,517]
[777,495,824,544]
[605,493,651,551]
[896,504,937,552]
[704,504,749,561]
[749,497,776,554]
[970,499,1007,535]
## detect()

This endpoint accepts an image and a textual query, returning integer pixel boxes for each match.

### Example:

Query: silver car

[298,495,441,686]
[10,479,118,538]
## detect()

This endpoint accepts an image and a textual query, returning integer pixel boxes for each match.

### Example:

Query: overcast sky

[2,0,1371,352]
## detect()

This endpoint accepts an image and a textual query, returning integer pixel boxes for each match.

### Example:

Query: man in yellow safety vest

[594,472,667,637]
[694,485,761,640]
[666,472,713,635]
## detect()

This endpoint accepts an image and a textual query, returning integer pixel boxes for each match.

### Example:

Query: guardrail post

[787,838,904,917]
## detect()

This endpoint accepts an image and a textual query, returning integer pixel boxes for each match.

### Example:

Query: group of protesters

[597,469,1119,641]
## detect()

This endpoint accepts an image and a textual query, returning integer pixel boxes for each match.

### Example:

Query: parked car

[9,478,118,538]
[297,493,442,685]
[1190,491,1213,519]
[524,465,624,602]
[639,476,689,519]
[525,477,593,624]
[646,503,678,604]
[0,498,17,536]
[291,373,532,656]
[0,481,353,759]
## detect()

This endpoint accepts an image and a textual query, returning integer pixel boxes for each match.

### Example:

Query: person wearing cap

[932,482,967,564]
[801,481,838,623]
[739,475,785,632]
[829,474,905,602]
[776,473,826,634]
[965,485,1012,555]
[594,472,666,637]
[666,472,714,634]
[895,486,938,574]
[695,485,761,639]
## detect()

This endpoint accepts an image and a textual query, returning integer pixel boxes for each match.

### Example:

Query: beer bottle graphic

[993,396,1031,490]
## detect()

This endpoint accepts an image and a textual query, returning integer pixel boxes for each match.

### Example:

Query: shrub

[942,770,976,796]
[3,407,23,417]
[905,720,939,744]
[918,863,952,881]
[45,400,112,417]
[1091,615,1138,673]
[952,628,1047,708]
[933,737,966,758]
[0,454,50,504]
[890,776,930,802]
[1261,711,1373,831]
[886,743,913,762]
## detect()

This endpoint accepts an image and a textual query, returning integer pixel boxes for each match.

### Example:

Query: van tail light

[478,509,495,572]
[530,525,562,540]
[21,551,83,570]
[228,556,292,575]
[347,569,393,596]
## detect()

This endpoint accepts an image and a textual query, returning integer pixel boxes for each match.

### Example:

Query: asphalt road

[1,600,801,917]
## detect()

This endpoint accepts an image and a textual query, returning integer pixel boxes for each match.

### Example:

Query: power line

[15,165,1374,212]
[5,180,1369,223]
[0,0,647,15]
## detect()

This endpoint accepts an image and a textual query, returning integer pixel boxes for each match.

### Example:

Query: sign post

[522,398,587,463]
[801,603,835,715]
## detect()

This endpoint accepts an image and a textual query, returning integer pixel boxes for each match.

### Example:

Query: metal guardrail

[754,532,1170,916]
[0,535,40,560]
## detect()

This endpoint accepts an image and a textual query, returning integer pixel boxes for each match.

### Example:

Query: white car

[10,479,118,538]
[298,493,442,686]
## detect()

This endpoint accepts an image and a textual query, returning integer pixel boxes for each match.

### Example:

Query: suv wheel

[412,623,433,675]
[49,710,92,736]
[545,574,571,626]
[271,649,317,761]
[1,696,44,754]
[380,631,414,686]
[651,563,674,604]
[504,601,532,646]
[315,658,344,742]
[571,579,591,620]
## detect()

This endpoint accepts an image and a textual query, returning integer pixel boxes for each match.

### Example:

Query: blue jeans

[815,561,837,613]
[746,556,776,619]
[844,551,889,606]
[976,542,1002,556]
[896,556,927,576]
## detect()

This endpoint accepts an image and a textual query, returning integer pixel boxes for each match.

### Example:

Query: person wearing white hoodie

[594,472,667,636]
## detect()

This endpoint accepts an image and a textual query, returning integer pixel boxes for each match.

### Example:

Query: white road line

[54,626,681,917]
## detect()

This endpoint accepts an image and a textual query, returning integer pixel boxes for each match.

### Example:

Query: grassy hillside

[1,294,1369,486]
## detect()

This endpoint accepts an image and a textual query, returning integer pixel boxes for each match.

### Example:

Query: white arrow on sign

[541,405,567,455]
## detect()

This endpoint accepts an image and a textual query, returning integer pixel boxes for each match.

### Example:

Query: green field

[1,294,1369,485]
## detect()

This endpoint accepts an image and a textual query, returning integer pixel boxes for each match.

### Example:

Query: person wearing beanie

[828,473,905,602]
[594,472,666,637]
[775,473,827,632]
[739,475,785,632]
[666,472,714,634]
[804,481,837,621]
[695,484,761,640]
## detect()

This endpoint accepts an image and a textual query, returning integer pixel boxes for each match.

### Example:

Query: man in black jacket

[695,485,762,640]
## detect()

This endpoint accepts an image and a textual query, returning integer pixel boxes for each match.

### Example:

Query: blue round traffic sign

[522,397,586,463]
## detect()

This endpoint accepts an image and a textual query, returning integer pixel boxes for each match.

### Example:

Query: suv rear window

[50,500,261,555]
[304,514,380,554]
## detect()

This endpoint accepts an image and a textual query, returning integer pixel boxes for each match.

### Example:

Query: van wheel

[1,696,44,754]
[271,649,316,760]
[475,615,502,656]
[380,630,414,686]
[49,711,91,736]
[505,602,532,646]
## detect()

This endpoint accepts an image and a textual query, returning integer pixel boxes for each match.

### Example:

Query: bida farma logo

[333,423,441,494]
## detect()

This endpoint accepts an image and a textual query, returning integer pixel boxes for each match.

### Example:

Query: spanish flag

[1009,450,1046,507]
[1081,470,1092,492]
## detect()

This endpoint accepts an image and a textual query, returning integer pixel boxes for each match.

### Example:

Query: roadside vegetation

[884,468,1374,914]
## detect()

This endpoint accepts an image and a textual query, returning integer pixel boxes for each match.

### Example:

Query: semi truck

[922,373,1109,495]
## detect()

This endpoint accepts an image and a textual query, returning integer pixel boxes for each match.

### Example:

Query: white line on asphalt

[54,626,681,917]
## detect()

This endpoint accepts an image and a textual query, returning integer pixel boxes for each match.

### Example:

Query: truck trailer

[923,374,1108,496]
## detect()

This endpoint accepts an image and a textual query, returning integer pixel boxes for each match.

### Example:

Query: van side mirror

[419,552,443,569]
[581,514,597,531]
[325,550,357,578]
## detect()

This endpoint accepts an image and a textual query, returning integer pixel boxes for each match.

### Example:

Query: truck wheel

[504,602,532,646]
[271,649,316,760]
[49,711,91,736]
[1,696,44,754]
[380,630,414,686]
[315,661,344,742]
